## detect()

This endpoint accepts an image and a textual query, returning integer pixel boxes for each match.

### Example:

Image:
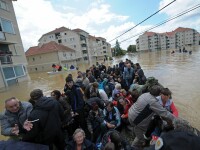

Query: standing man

[22,89,65,150]
[64,76,88,135]
[123,63,134,88]
[1,97,32,139]
[128,85,176,148]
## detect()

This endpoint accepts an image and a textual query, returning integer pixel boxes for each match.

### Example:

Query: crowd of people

[1,59,200,150]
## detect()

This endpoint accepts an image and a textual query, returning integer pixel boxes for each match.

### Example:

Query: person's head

[5,97,20,113]
[106,101,114,112]
[65,76,74,88]
[77,71,82,78]
[87,71,92,77]
[73,128,85,145]
[91,102,99,111]
[68,74,73,78]
[118,97,126,106]
[92,82,99,89]
[160,88,172,102]
[110,132,122,150]
[131,89,139,103]
[115,83,121,90]
[135,63,141,69]
[117,77,122,82]
[127,63,131,68]
[30,89,43,101]
[121,89,127,96]
[82,72,86,79]
[149,85,162,97]
[51,90,61,100]
[104,142,115,150]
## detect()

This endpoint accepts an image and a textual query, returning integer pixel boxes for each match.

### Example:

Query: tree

[114,40,123,56]
[127,45,137,53]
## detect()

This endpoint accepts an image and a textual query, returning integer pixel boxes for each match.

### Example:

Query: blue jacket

[123,67,134,80]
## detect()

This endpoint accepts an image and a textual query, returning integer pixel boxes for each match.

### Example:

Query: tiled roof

[173,27,192,33]
[144,32,156,36]
[89,35,96,39]
[96,37,106,41]
[72,28,88,34]
[43,27,70,36]
[26,41,75,56]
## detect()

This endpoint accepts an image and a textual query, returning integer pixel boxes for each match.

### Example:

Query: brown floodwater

[1,46,200,140]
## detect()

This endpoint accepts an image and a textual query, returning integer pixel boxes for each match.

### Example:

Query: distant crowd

[1,59,200,150]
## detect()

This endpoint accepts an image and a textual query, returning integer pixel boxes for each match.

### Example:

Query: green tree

[127,45,137,53]
[114,40,123,56]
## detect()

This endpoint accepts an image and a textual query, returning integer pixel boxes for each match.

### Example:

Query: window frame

[0,17,15,34]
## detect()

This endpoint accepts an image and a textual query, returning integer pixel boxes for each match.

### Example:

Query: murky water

[1,46,200,140]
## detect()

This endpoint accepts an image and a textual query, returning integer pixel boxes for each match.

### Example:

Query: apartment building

[37,27,112,66]
[136,27,200,51]
[88,35,111,63]
[0,0,28,88]
[26,41,76,73]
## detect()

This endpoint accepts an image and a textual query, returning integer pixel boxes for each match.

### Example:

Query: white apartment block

[136,27,200,51]
[0,0,28,88]
[38,27,112,65]
[88,35,111,62]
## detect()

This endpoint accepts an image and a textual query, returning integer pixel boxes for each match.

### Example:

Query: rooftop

[26,41,75,56]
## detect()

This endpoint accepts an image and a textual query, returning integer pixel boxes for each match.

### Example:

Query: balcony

[0,50,13,56]
[0,55,13,64]
[0,31,5,40]
[81,40,86,44]
[82,47,87,50]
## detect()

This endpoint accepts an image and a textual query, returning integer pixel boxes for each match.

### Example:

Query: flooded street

[1,46,200,139]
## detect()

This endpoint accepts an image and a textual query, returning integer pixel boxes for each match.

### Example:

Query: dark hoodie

[22,97,64,149]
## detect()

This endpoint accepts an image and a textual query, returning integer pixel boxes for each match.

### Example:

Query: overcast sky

[13,0,200,51]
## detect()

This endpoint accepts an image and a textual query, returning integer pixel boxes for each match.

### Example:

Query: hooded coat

[22,97,64,149]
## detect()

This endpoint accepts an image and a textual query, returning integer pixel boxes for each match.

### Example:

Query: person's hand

[23,120,33,131]
[121,114,126,119]
[107,122,115,128]
[74,112,79,116]
[11,124,19,135]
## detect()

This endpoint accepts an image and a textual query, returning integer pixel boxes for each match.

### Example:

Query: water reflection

[0,46,200,140]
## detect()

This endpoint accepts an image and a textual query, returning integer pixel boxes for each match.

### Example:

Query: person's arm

[86,112,93,133]
[114,107,121,127]
[170,102,179,117]
[1,115,17,136]
[150,99,175,122]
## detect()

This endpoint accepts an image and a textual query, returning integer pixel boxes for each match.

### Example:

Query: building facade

[37,27,112,67]
[0,0,28,88]
[26,41,76,73]
[136,27,200,51]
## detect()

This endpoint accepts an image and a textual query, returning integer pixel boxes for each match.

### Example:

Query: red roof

[72,28,88,34]
[43,27,70,36]
[26,41,75,56]
[173,27,192,33]
[144,32,156,36]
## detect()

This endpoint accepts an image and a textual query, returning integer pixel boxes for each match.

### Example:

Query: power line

[108,0,176,43]
[112,3,200,47]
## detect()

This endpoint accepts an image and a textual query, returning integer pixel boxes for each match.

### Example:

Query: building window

[58,39,62,43]
[74,45,76,48]
[0,1,8,10]
[84,57,88,60]
[32,58,35,61]
[64,33,67,35]
[35,68,37,71]
[0,18,15,34]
